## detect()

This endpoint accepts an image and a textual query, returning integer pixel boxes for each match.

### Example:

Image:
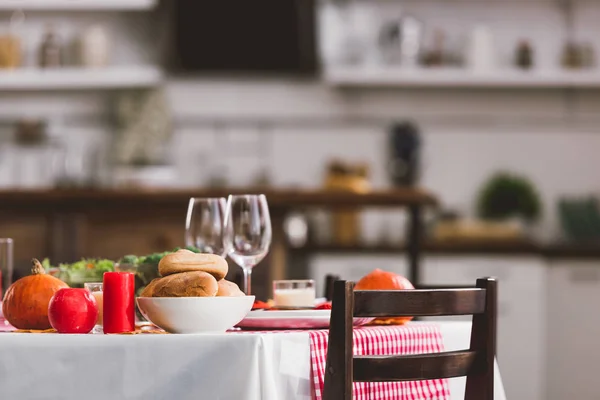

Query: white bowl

[136,296,255,334]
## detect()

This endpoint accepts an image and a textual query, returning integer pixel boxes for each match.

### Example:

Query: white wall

[167,78,600,240]
[0,1,599,241]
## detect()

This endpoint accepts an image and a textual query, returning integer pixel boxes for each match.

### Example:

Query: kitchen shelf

[289,240,600,259]
[0,0,157,11]
[290,240,541,255]
[324,67,600,89]
[0,66,162,90]
[0,187,437,208]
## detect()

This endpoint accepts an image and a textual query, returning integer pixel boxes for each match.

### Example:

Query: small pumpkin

[2,258,69,330]
[355,268,414,325]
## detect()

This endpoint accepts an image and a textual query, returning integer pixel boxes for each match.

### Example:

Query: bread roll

[139,278,162,297]
[217,280,245,297]
[158,249,228,280]
[152,271,218,297]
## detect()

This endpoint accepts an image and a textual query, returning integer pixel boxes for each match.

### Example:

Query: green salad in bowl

[40,246,201,293]
[42,258,115,288]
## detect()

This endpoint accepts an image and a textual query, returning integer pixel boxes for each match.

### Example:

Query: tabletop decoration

[103,272,136,334]
[116,246,201,296]
[11,328,57,333]
[223,194,272,295]
[84,282,104,333]
[252,299,272,310]
[355,268,415,325]
[113,328,168,335]
[135,250,253,333]
[184,197,227,257]
[237,298,369,330]
[48,288,98,334]
[42,258,114,288]
[314,302,332,310]
[2,258,68,330]
[273,279,316,308]
[5,322,165,334]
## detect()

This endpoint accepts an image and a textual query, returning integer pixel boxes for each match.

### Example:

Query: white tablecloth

[0,322,506,400]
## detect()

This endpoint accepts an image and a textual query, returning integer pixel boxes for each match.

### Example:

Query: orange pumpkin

[355,268,414,325]
[2,259,69,330]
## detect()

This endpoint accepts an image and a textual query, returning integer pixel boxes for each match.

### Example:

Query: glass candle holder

[84,282,103,334]
[273,280,316,308]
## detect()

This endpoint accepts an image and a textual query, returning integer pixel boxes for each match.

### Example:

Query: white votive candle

[92,291,103,325]
[84,282,104,334]
[273,280,315,308]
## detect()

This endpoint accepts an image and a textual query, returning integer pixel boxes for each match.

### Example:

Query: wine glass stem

[243,267,252,295]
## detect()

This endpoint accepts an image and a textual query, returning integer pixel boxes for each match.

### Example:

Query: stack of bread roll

[139,249,244,297]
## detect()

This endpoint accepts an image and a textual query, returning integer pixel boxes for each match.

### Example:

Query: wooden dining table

[0,321,506,400]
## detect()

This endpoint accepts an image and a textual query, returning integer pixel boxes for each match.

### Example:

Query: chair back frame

[323,277,497,400]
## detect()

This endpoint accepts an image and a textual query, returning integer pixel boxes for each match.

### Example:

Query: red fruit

[48,288,98,334]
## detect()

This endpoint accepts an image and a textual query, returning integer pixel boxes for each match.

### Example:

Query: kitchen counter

[0,188,597,269]
[0,187,437,299]
[0,187,438,209]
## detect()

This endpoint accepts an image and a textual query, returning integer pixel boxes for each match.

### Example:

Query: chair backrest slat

[353,288,486,317]
[353,350,481,382]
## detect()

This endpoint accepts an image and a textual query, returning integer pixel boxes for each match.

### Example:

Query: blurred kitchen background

[0,0,599,399]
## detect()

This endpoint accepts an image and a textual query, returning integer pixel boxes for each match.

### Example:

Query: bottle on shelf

[39,24,63,68]
[0,35,20,69]
[78,24,110,68]
[515,40,534,70]
[466,24,495,71]
[0,10,24,69]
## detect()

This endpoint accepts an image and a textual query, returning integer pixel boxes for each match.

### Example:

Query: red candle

[102,272,135,334]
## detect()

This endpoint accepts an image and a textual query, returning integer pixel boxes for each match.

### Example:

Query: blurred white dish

[136,296,255,334]
[236,309,373,330]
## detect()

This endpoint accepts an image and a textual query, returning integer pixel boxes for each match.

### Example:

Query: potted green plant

[476,172,542,229]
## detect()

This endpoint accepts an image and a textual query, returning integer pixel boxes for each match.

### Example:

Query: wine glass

[223,194,272,295]
[185,197,227,257]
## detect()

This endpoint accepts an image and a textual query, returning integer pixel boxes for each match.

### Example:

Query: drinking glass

[185,197,227,257]
[0,238,13,299]
[223,194,272,295]
[84,282,103,334]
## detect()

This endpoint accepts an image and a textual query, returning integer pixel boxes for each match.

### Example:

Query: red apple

[48,288,98,334]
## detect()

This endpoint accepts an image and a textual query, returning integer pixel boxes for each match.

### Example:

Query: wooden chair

[323,277,497,400]
[324,274,340,301]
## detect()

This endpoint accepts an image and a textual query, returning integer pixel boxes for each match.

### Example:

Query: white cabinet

[546,260,600,400]
[423,256,547,400]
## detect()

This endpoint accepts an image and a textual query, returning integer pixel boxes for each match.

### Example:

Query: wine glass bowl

[224,194,272,295]
[185,197,227,257]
